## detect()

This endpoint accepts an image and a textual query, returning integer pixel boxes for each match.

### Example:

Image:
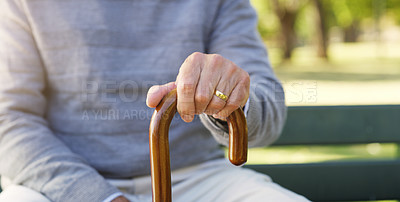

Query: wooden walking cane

[149,88,248,202]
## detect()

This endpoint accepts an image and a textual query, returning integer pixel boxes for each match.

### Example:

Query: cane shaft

[149,88,247,202]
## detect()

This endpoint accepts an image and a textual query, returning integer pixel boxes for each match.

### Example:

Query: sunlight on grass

[269,42,400,73]
[238,143,399,164]
[282,80,400,106]
[358,201,399,202]
[329,42,400,61]
[247,147,353,164]
[267,42,400,106]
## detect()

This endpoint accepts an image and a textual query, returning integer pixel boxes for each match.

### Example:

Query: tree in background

[330,0,373,42]
[306,0,372,59]
[387,0,400,25]
[271,0,308,59]
[251,0,400,63]
[313,0,329,58]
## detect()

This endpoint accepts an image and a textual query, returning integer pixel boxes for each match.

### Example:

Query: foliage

[250,0,280,39]
[329,0,373,28]
[251,0,400,61]
[387,0,400,24]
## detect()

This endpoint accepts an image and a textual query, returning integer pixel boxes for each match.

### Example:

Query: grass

[268,42,400,69]
[269,42,400,106]
[246,143,399,165]
[243,42,400,165]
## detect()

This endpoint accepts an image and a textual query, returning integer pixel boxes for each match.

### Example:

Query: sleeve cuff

[199,97,250,146]
[243,98,250,117]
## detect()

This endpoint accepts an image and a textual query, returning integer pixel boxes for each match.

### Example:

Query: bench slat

[246,160,400,201]
[275,105,400,145]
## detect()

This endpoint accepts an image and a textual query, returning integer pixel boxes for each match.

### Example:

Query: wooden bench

[245,105,400,201]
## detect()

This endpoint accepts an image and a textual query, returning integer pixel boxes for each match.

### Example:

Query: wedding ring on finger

[215,90,228,102]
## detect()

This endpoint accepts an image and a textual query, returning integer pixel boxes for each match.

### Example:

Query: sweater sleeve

[0,1,119,201]
[199,0,287,147]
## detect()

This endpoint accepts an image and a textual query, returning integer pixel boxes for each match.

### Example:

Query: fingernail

[213,114,227,121]
[183,115,194,122]
[204,110,212,115]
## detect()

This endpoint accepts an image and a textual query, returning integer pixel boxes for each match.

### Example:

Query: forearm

[0,111,120,201]
[200,0,287,147]
[0,1,119,200]
[245,79,287,147]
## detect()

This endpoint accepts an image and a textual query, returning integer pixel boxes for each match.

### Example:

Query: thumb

[146,82,176,108]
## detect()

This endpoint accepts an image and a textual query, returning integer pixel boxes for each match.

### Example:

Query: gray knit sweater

[0,0,286,201]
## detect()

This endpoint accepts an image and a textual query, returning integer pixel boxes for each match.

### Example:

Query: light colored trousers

[0,159,309,202]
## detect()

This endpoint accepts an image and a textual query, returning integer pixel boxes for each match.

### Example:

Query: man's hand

[146,52,250,122]
[111,195,130,202]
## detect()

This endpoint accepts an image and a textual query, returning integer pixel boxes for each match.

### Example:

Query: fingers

[146,82,176,108]
[214,83,249,120]
[214,71,250,120]
[175,52,250,122]
[194,55,224,114]
[176,52,202,122]
[207,63,237,111]
[204,91,226,115]
[204,79,232,115]
[213,69,250,120]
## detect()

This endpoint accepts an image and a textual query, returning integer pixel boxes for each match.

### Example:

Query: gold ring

[215,90,228,101]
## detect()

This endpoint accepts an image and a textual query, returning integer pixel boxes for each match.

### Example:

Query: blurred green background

[245,0,400,181]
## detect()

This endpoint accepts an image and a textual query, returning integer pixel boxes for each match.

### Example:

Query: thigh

[107,178,152,202]
[172,160,309,202]
[0,185,51,202]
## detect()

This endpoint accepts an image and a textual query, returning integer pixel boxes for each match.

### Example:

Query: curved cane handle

[149,88,248,202]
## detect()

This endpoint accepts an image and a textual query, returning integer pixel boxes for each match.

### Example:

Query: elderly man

[0,0,308,201]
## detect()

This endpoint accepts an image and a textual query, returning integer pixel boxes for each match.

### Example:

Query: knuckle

[226,101,240,110]
[212,53,223,61]
[225,63,238,76]
[243,72,250,84]
[195,93,210,104]
[188,52,204,63]
[191,52,203,57]
[147,85,159,94]
[178,83,195,95]
[210,54,224,67]
[242,71,250,82]
[208,100,225,110]
[237,71,250,89]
